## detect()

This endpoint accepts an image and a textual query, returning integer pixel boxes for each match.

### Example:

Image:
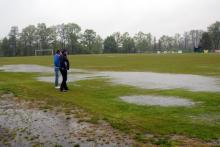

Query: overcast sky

[0,0,220,38]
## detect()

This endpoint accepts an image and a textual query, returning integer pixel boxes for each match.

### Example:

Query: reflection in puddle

[120,95,195,107]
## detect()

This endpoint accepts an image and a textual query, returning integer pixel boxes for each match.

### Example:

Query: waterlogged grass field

[0,53,220,145]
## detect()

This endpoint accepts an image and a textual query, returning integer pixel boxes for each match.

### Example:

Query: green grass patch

[1,53,220,75]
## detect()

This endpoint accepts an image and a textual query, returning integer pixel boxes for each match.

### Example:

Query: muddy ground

[0,93,218,147]
[0,64,220,146]
[0,93,135,147]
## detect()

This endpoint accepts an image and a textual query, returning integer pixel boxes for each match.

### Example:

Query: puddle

[190,113,220,125]
[120,95,195,107]
[38,71,220,92]
[0,64,53,73]
[0,64,86,74]
[99,72,220,92]
[1,64,220,92]
[37,74,96,83]
[0,93,134,146]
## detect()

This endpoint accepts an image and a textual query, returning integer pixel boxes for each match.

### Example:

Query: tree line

[0,21,220,56]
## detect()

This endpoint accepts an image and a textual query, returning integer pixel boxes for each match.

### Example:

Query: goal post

[35,49,54,56]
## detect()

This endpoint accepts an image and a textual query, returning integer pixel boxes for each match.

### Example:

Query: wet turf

[0,54,220,146]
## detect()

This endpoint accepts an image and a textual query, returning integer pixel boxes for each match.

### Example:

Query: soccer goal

[35,49,54,56]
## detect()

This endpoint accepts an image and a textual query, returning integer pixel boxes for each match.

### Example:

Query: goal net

[35,49,54,56]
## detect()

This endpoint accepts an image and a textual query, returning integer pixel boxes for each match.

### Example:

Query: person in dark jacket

[59,49,70,92]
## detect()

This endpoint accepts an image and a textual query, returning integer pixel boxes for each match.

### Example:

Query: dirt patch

[120,95,195,107]
[0,93,134,147]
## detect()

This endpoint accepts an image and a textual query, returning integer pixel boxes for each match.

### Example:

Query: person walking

[54,49,62,89]
[59,49,69,92]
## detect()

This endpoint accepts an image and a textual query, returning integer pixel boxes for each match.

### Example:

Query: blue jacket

[54,54,60,67]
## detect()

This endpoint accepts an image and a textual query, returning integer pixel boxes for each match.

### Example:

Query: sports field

[0,53,220,146]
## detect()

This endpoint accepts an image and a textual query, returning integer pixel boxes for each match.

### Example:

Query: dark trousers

[60,69,68,91]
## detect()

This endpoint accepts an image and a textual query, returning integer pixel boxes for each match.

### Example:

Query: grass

[1,53,220,75]
[0,53,220,144]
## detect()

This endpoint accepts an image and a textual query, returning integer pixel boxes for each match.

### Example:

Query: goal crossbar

[35,49,54,56]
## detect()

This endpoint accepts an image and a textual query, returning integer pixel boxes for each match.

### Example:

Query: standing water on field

[1,64,220,92]
[98,71,220,92]
[120,95,195,107]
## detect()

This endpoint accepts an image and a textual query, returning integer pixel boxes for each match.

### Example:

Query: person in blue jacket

[54,49,62,88]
